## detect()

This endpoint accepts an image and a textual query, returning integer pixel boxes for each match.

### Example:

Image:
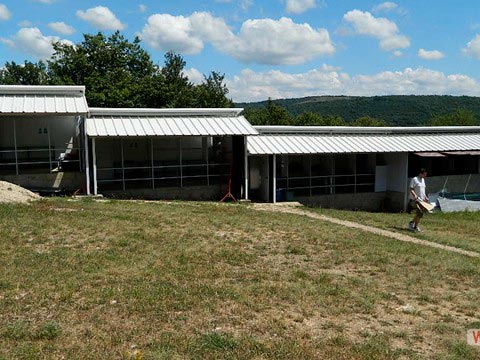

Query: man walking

[409,168,429,232]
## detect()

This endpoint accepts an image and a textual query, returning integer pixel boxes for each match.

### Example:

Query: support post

[83,117,91,195]
[121,139,125,191]
[179,138,183,188]
[273,154,277,204]
[92,137,97,195]
[151,138,155,189]
[403,152,409,212]
[309,154,312,197]
[204,137,209,186]
[244,136,248,200]
[13,118,19,176]
[47,120,52,172]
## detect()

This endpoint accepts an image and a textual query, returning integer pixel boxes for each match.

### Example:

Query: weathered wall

[294,192,386,211]
[0,172,83,191]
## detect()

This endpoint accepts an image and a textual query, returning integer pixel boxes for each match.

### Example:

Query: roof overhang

[86,108,258,137]
[88,107,244,117]
[414,152,447,157]
[254,125,480,135]
[248,133,480,155]
[0,85,88,115]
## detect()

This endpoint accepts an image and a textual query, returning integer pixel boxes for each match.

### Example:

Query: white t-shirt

[409,176,426,200]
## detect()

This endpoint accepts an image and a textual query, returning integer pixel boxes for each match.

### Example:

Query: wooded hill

[236,95,480,126]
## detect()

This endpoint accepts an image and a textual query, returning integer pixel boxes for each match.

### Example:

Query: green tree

[295,112,346,126]
[350,116,387,127]
[0,61,49,85]
[194,71,233,108]
[48,31,158,107]
[427,109,478,126]
[243,99,292,125]
[159,51,194,107]
[2,32,233,109]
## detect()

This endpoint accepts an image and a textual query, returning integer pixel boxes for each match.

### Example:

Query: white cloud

[343,10,409,51]
[0,3,12,21]
[76,6,125,30]
[139,4,147,13]
[372,2,397,13]
[285,0,316,14]
[48,21,75,36]
[226,66,480,102]
[463,34,480,59]
[183,68,204,84]
[140,12,334,65]
[418,48,444,60]
[393,50,402,57]
[0,27,72,59]
[140,13,207,54]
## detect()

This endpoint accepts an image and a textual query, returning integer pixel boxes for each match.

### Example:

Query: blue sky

[1,0,480,102]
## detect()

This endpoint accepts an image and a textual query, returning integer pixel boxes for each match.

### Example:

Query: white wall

[0,115,78,150]
[385,153,408,192]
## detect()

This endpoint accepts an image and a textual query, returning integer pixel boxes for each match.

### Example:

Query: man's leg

[413,207,424,229]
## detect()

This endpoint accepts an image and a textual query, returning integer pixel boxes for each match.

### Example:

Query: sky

[1,0,480,102]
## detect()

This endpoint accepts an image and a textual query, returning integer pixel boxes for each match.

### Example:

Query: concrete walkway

[252,203,480,258]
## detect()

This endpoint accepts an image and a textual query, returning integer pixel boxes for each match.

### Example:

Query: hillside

[236,95,480,126]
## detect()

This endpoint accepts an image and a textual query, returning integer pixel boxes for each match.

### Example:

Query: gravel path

[252,203,480,258]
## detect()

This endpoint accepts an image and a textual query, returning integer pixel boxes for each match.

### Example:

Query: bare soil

[0,181,41,204]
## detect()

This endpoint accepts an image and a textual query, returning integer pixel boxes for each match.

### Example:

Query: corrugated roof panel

[247,134,480,155]
[86,115,258,137]
[201,118,219,136]
[95,117,108,137]
[0,88,88,114]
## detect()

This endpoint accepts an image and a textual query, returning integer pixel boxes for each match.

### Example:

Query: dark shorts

[409,199,424,218]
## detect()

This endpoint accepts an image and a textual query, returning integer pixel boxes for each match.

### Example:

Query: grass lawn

[311,207,480,254]
[0,199,479,359]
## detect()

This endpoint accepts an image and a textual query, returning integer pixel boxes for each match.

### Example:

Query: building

[247,126,480,211]
[0,86,88,193]
[85,107,257,200]
[2,85,480,211]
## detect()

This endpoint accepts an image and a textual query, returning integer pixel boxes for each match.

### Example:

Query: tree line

[242,99,479,126]
[240,96,480,126]
[0,31,232,109]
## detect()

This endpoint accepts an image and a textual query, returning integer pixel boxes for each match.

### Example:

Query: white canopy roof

[86,108,258,137]
[0,85,88,115]
[248,126,480,155]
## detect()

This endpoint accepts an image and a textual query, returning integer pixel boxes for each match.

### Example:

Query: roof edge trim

[0,85,86,96]
[254,125,480,135]
[89,108,244,117]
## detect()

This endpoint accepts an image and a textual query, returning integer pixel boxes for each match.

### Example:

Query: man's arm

[410,187,420,200]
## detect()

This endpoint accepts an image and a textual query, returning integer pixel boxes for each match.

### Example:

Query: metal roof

[0,85,88,115]
[89,107,244,117]
[255,125,480,135]
[248,133,480,155]
[86,108,258,137]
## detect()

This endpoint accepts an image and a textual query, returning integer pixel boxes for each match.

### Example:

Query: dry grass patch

[0,199,479,359]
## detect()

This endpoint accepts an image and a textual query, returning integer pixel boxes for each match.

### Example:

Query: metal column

[83,117,91,195]
[13,118,19,176]
[121,139,125,191]
[273,154,277,204]
[244,136,249,200]
[92,137,98,195]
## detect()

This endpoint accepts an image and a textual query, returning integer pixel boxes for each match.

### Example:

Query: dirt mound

[0,181,41,204]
